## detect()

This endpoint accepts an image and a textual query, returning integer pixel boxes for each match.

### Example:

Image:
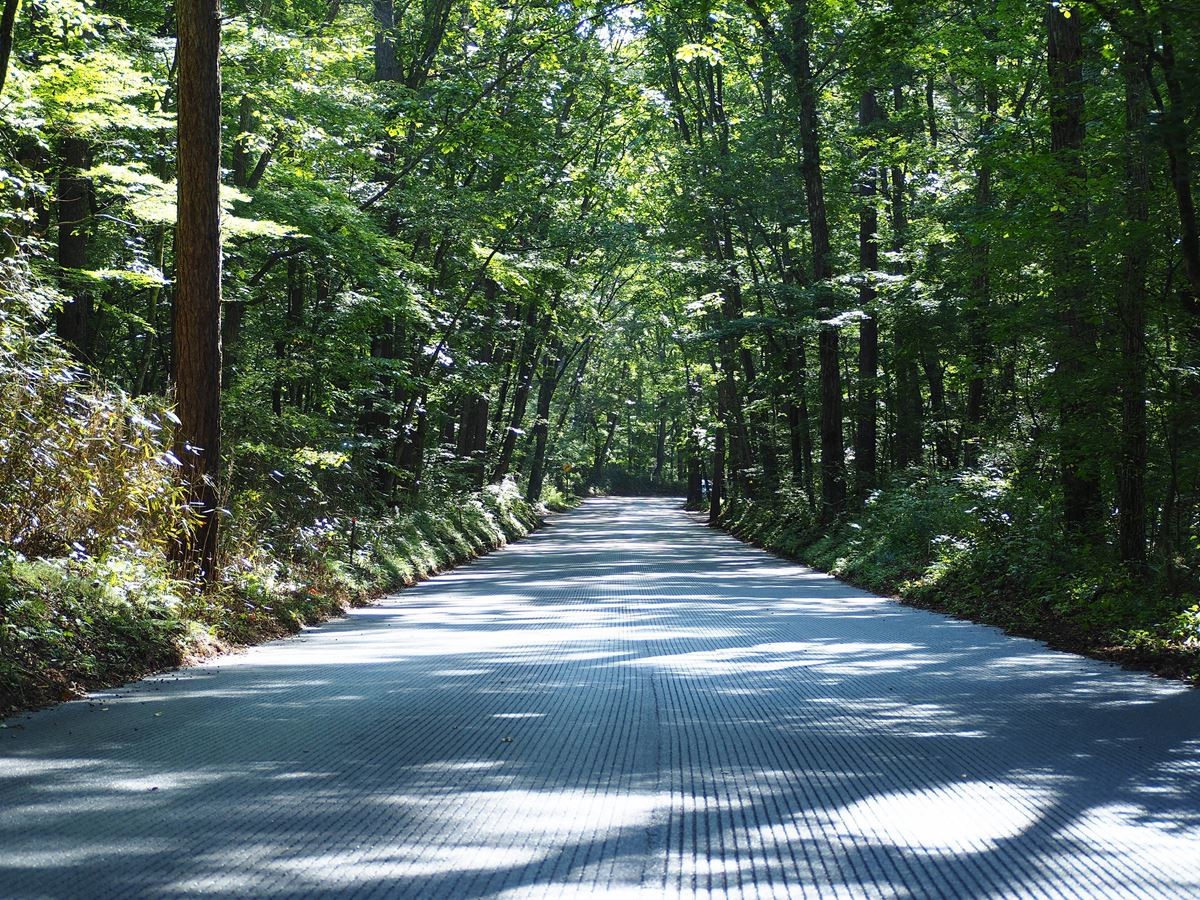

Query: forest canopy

[1,0,1199,711]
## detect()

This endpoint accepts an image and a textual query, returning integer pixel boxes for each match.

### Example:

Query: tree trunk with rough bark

[0,0,17,99]
[1118,38,1150,568]
[56,136,92,362]
[789,0,844,522]
[172,0,224,582]
[526,339,564,502]
[855,90,880,501]
[1047,1,1103,538]
[964,73,997,467]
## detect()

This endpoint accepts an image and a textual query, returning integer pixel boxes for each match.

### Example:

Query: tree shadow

[2,497,1198,897]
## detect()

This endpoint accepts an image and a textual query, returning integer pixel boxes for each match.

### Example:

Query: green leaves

[675,43,722,65]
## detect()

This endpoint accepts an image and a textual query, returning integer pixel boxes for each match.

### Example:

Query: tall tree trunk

[456,346,490,491]
[855,90,880,500]
[925,72,938,149]
[922,349,957,468]
[893,351,923,469]
[1118,38,1151,568]
[396,393,427,496]
[373,0,399,82]
[56,136,92,362]
[272,256,305,414]
[525,339,563,502]
[0,0,17,98]
[818,328,846,520]
[964,74,997,468]
[789,0,844,521]
[719,230,757,491]
[490,297,517,437]
[1047,1,1103,537]
[1155,25,1200,554]
[887,87,923,473]
[1156,27,1200,303]
[686,451,703,507]
[492,303,541,481]
[709,423,726,525]
[173,0,224,582]
[653,416,667,482]
[784,341,815,506]
[589,412,619,489]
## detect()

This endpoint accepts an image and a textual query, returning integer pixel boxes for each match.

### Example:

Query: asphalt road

[2,497,1198,898]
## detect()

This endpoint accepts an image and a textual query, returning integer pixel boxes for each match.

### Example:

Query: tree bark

[922,348,957,468]
[1047,1,1103,537]
[373,0,399,82]
[1157,28,1200,303]
[56,136,92,362]
[886,87,923,473]
[457,379,490,490]
[686,452,703,507]
[172,0,224,582]
[525,339,564,502]
[589,412,619,489]
[784,341,815,506]
[492,302,541,481]
[709,424,726,525]
[964,74,998,467]
[1118,38,1150,568]
[893,351,923,469]
[0,0,17,98]
[855,90,880,500]
[789,0,844,521]
[818,328,846,520]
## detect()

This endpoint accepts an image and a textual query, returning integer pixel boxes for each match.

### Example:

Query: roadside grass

[1,481,547,719]
[721,474,1200,685]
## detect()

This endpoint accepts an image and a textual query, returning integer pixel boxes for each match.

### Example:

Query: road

[2,497,1199,898]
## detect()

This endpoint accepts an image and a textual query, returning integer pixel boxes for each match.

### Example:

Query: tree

[1046,0,1102,538]
[0,0,17,98]
[172,0,224,581]
[855,89,881,500]
[1117,35,1151,568]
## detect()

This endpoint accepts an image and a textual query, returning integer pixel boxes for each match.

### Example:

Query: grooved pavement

[2,498,1199,899]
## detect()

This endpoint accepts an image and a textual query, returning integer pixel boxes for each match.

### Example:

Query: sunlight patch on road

[822,781,1048,853]
[0,840,171,868]
[627,640,928,677]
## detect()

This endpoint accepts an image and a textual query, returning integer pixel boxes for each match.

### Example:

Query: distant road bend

[2,497,1199,898]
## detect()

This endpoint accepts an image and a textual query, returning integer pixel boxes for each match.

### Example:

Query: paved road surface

[2,497,1199,898]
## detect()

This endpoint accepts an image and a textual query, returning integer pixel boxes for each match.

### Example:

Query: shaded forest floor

[718,477,1200,686]
[1,484,554,720]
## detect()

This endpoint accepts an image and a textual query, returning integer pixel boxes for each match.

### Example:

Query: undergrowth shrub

[191,478,542,651]
[0,261,191,560]
[0,550,188,710]
[724,469,1199,681]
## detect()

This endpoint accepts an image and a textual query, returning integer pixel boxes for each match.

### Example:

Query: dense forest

[1,0,1198,712]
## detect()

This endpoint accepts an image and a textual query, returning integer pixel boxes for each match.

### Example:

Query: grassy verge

[1,481,544,719]
[719,475,1200,685]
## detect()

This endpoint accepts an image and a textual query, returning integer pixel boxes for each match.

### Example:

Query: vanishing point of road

[2,497,1199,898]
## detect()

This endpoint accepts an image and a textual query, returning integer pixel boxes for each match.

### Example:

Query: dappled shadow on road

[2,498,1199,898]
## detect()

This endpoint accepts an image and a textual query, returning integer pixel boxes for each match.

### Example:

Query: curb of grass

[709,500,1199,688]
[1,491,557,721]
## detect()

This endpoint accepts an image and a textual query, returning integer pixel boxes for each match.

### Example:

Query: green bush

[0,262,192,561]
[723,470,1199,683]
[2,481,543,717]
[0,551,188,714]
